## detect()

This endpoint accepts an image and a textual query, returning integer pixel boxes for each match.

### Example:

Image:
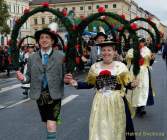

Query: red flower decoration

[63,45,68,51]
[98,6,106,13]
[120,14,126,20]
[130,23,138,30]
[75,57,80,64]
[41,2,49,8]
[72,25,78,30]
[24,8,30,14]
[156,44,161,49]
[139,57,144,65]
[99,70,111,76]
[117,26,123,32]
[110,24,115,28]
[135,16,140,19]
[62,8,67,16]
[147,17,152,22]
[75,44,80,50]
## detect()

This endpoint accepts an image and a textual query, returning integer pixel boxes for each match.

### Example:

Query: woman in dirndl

[126,38,155,117]
[65,40,138,140]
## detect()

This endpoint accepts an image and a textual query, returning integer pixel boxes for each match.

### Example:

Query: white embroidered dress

[126,46,152,107]
[87,61,131,140]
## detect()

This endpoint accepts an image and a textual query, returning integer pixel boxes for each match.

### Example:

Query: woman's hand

[131,79,139,88]
[69,79,78,87]
[64,73,78,87]
[151,53,156,60]
[16,71,24,81]
[64,73,73,84]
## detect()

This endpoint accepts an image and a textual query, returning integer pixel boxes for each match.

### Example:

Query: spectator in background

[3,46,10,76]
[162,41,167,68]
[89,32,107,64]
[21,44,35,97]
[0,47,4,72]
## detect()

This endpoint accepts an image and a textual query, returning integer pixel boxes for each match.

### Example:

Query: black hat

[34,28,58,43]
[139,38,146,43]
[27,44,35,48]
[96,40,118,48]
[94,32,107,40]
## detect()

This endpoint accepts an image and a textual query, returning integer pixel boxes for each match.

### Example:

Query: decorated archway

[95,18,117,41]
[118,25,156,52]
[134,27,155,51]
[76,12,140,75]
[77,12,129,36]
[130,17,161,53]
[11,4,74,70]
[18,35,35,49]
[11,5,148,75]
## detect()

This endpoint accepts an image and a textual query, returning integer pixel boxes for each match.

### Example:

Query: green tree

[0,0,10,34]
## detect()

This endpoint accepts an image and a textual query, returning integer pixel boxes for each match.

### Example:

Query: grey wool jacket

[24,50,65,100]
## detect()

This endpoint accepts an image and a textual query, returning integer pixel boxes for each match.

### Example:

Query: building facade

[1,0,163,43]
[0,0,31,46]
[29,0,135,33]
[29,0,167,39]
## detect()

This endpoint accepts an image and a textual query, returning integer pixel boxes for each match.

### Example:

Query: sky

[135,0,167,25]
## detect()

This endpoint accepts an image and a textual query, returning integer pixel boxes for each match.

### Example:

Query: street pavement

[0,55,166,140]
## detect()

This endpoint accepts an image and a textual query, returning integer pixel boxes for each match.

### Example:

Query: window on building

[49,17,52,23]
[22,24,24,29]
[14,5,16,13]
[113,4,117,8]
[8,4,11,12]
[72,7,75,11]
[10,19,12,28]
[42,18,45,24]
[88,6,92,10]
[17,5,19,13]
[34,18,38,25]
[15,5,17,13]
[22,7,24,13]
[80,6,83,10]
[96,5,99,9]
[105,5,108,9]
[25,22,28,29]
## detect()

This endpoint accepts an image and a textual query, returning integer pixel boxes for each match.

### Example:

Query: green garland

[17,35,35,49]
[96,18,117,41]
[77,12,129,35]
[118,17,162,75]
[10,6,74,70]
[76,12,141,76]
[134,27,155,52]
[130,17,161,53]
[119,27,155,51]
[11,6,149,75]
